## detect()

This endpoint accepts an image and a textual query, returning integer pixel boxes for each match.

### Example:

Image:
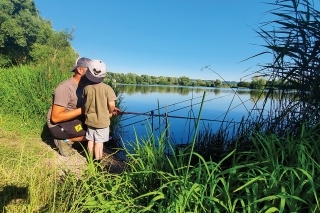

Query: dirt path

[0,124,126,179]
[42,138,126,178]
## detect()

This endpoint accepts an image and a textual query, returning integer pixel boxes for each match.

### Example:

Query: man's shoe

[54,139,75,157]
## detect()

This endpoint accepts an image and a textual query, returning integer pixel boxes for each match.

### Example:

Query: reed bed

[186,0,320,165]
[250,0,320,136]
[11,122,314,212]
[0,64,69,121]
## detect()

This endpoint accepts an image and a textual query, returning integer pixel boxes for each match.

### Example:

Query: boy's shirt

[83,83,117,128]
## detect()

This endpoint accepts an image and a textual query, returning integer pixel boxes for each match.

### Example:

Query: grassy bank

[1,110,319,212]
[0,113,56,212]
[0,93,319,212]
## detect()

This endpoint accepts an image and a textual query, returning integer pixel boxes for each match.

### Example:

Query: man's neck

[72,74,81,85]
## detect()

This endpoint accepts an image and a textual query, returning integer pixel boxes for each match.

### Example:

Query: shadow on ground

[0,186,28,213]
[40,122,127,174]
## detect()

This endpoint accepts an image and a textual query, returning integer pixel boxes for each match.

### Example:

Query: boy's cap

[85,59,107,83]
[70,57,93,72]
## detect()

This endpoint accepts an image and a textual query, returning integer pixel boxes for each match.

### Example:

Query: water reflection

[116,84,297,144]
[121,84,191,95]
[118,84,296,102]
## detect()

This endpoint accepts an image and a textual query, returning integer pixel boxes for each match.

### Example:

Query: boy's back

[83,83,117,128]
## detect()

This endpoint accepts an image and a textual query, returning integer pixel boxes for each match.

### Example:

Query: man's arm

[51,105,83,123]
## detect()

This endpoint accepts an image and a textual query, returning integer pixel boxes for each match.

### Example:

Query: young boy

[83,59,117,162]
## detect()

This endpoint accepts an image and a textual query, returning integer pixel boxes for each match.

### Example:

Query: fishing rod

[118,111,241,124]
[113,85,251,129]
[119,93,233,122]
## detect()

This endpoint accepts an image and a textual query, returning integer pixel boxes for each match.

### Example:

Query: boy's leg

[91,126,109,161]
[87,141,94,158]
[94,142,104,160]
[86,126,95,159]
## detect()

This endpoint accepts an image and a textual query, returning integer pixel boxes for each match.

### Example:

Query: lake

[115,84,293,145]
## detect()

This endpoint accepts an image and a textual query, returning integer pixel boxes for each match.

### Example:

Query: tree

[169,77,178,85]
[126,72,137,84]
[0,0,76,67]
[158,76,168,85]
[195,79,204,86]
[30,28,76,69]
[0,0,42,65]
[209,80,215,87]
[178,76,190,86]
[250,76,266,90]
[136,75,142,84]
[237,81,251,88]
[140,74,151,84]
[214,79,222,87]
[118,73,127,83]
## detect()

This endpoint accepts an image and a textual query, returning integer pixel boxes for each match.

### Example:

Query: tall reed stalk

[251,0,320,136]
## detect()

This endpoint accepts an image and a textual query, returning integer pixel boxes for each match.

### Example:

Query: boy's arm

[108,100,116,118]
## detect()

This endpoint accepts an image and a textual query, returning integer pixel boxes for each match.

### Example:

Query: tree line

[106,72,294,89]
[107,72,227,87]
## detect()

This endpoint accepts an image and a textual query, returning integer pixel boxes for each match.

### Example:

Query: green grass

[0,65,69,121]
[1,110,319,212]
[0,113,56,212]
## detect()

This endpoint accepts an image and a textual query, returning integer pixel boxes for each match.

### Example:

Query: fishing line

[116,85,256,130]
[120,93,232,122]
[119,93,208,121]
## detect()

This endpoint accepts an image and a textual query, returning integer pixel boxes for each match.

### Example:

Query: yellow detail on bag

[74,124,83,132]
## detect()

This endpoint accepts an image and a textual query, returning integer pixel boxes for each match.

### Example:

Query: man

[47,57,119,156]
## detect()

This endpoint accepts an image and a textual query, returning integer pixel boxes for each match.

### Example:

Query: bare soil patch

[42,138,127,178]
[1,125,126,178]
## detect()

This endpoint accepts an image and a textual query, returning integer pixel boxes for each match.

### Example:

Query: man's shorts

[49,119,86,140]
[86,126,110,143]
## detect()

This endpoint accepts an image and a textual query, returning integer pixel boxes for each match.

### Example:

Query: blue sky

[34,0,276,81]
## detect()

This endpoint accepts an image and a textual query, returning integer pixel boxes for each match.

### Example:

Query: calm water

[116,84,292,144]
